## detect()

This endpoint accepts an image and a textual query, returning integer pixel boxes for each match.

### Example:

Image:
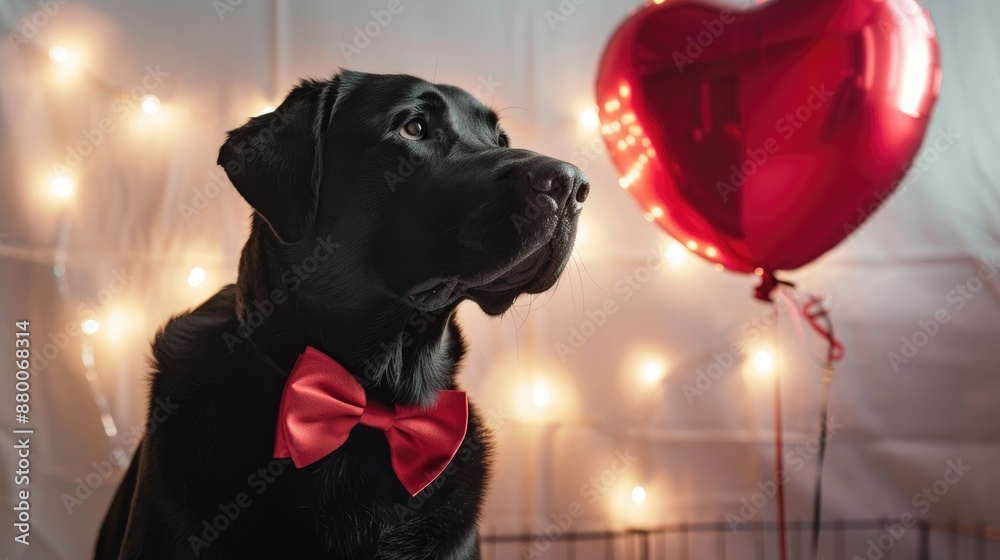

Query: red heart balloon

[597,0,941,299]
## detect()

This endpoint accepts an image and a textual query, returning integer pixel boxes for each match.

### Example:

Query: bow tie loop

[273,347,468,496]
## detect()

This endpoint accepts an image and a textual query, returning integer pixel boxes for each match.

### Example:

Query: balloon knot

[754,271,795,302]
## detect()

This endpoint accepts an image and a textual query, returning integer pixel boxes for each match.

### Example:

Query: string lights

[81,319,100,335]
[531,387,552,408]
[140,94,161,115]
[664,243,686,266]
[630,485,647,505]
[640,361,666,384]
[48,45,69,63]
[48,173,73,198]
[187,266,207,287]
[753,350,776,375]
[578,106,600,129]
[11,20,806,534]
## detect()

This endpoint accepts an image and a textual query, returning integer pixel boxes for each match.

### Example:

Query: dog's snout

[523,160,589,209]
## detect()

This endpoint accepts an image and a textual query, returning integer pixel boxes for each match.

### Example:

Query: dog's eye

[400,118,426,140]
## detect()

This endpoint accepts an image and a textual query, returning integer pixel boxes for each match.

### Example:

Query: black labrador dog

[95,70,588,559]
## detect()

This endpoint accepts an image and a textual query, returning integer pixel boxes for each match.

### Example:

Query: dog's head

[219,70,588,320]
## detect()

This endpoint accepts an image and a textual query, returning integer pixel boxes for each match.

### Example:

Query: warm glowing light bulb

[532,389,551,408]
[641,361,665,383]
[705,246,718,258]
[82,319,99,335]
[631,485,647,504]
[753,350,775,374]
[188,266,206,287]
[49,46,69,63]
[754,267,765,276]
[141,95,161,115]
[579,107,599,129]
[714,263,725,272]
[650,206,664,218]
[619,85,631,98]
[104,308,137,343]
[82,345,95,368]
[49,174,73,198]
[685,240,698,251]
[665,243,686,266]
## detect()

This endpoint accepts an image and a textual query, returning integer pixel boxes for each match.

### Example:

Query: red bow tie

[273,347,468,496]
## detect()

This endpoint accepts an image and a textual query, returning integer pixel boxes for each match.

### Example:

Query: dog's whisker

[496,105,539,119]
[573,253,587,314]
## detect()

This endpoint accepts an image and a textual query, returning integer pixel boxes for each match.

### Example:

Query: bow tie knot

[358,400,396,432]
[273,347,469,496]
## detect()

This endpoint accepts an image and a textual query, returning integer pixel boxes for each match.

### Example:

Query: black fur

[95,70,588,559]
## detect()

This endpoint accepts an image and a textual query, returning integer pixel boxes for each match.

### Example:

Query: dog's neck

[235,224,465,407]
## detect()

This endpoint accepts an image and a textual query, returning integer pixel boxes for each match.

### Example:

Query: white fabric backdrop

[0,0,997,558]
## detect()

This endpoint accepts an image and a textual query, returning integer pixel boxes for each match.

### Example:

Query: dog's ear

[217,76,343,243]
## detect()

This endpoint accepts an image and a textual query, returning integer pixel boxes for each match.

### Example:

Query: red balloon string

[768,285,844,560]
[773,350,788,560]
[774,286,845,559]
[802,296,845,364]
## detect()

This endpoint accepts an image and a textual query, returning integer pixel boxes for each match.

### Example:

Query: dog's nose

[524,160,589,208]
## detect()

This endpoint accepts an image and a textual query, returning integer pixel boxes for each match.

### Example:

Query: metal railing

[482,519,1000,559]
